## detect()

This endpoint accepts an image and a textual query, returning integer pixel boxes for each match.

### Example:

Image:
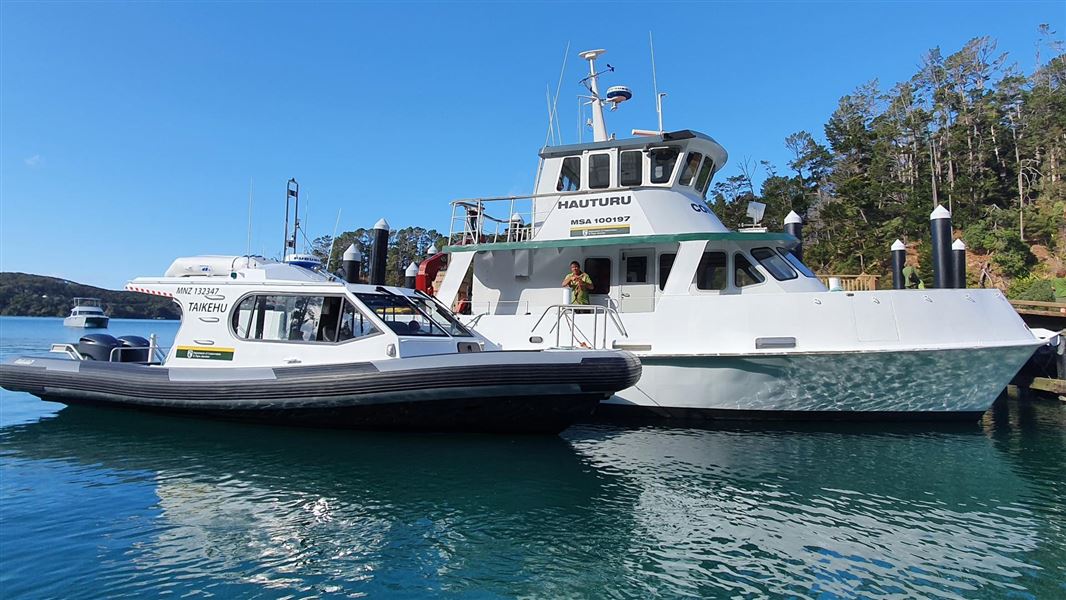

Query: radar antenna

[578,49,632,142]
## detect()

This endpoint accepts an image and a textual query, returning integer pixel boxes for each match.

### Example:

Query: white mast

[579,49,608,142]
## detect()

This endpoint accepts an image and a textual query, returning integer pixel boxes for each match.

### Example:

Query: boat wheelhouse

[425,48,1041,420]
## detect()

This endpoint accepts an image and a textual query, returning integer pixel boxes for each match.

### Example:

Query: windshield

[775,248,817,278]
[412,293,474,337]
[355,292,453,337]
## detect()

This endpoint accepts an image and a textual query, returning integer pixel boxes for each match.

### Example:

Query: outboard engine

[78,334,120,362]
[116,335,150,363]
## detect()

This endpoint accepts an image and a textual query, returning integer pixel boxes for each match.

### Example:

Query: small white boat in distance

[63,298,109,328]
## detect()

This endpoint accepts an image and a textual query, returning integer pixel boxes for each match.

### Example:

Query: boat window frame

[588,152,612,189]
[557,156,581,192]
[658,252,676,291]
[776,248,818,278]
[619,150,643,187]
[693,250,729,292]
[583,257,612,296]
[228,292,384,346]
[695,158,716,197]
[648,146,682,185]
[751,247,798,281]
[733,252,766,288]
[678,152,703,187]
[354,291,454,337]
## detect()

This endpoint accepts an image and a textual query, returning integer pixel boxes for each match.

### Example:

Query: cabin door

[619,249,655,313]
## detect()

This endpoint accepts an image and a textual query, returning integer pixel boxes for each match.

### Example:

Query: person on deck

[562,261,593,305]
[901,263,925,289]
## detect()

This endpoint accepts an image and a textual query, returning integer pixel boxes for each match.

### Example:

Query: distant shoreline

[1,272,182,320]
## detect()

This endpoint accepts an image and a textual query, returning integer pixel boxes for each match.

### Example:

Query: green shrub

[1008,276,1056,302]
[1053,277,1066,301]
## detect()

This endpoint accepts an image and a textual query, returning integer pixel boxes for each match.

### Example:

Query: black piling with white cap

[370,218,390,286]
[342,243,362,284]
[930,205,952,289]
[404,262,418,289]
[952,239,967,289]
[891,239,906,290]
[784,211,803,261]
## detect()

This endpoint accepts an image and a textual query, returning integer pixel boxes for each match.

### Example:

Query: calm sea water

[1,316,1064,599]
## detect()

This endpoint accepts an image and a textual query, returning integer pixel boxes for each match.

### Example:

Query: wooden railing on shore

[817,274,881,291]
[1009,299,1066,317]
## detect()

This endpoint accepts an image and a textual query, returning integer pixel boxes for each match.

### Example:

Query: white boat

[63,298,109,328]
[3,258,639,433]
[425,48,1042,421]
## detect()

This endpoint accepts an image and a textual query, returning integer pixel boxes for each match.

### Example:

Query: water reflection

[1,406,632,597]
[565,419,1046,598]
[1,399,1063,598]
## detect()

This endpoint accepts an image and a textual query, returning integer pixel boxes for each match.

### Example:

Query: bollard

[952,239,967,289]
[370,219,390,286]
[930,205,952,289]
[784,211,803,262]
[891,239,906,290]
[342,244,362,284]
[404,262,419,289]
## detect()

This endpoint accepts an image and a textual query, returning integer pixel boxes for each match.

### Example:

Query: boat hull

[602,344,1038,421]
[0,351,641,434]
[63,316,109,328]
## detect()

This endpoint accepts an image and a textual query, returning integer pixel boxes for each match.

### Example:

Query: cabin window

[751,247,798,281]
[231,295,379,343]
[695,159,715,197]
[355,292,450,337]
[776,248,817,278]
[589,153,611,189]
[679,152,703,186]
[695,252,728,290]
[649,147,680,184]
[658,253,676,290]
[557,157,581,191]
[624,255,649,284]
[620,150,643,186]
[584,258,612,295]
[734,253,765,287]
[408,294,474,337]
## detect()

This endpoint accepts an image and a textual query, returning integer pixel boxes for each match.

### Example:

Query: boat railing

[818,274,881,291]
[529,304,629,350]
[108,344,169,365]
[49,337,168,365]
[449,196,542,246]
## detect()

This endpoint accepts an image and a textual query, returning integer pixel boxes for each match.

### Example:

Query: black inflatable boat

[0,350,640,434]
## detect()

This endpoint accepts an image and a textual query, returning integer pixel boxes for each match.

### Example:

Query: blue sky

[2,1,1062,289]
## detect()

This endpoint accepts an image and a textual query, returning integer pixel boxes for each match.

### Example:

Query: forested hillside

[709,31,1065,300]
[0,273,180,319]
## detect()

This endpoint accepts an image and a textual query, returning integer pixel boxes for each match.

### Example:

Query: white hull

[462,288,1041,419]
[605,344,1036,418]
[63,315,109,328]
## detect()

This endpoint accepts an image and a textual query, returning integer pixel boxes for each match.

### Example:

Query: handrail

[530,304,628,349]
[818,274,880,292]
[108,344,169,364]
